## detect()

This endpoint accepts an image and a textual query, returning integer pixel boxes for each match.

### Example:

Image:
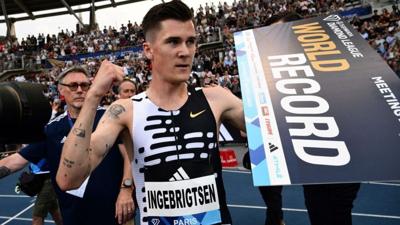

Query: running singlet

[132,87,231,225]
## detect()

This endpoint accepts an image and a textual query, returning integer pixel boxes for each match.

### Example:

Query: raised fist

[90,60,124,98]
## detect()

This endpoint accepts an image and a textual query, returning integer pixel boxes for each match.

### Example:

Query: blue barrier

[57,46,143,61]
[339,5,372,18]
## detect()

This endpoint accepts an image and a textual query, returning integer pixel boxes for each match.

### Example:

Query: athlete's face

[143,19,196,84]
[118,81,136,99]
[58,72,90,110]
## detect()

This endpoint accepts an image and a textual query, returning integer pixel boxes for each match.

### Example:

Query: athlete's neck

[146,82,188,111]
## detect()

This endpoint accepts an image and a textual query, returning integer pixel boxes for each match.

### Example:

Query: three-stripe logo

[169,167,190,181]
[268,143,278,153]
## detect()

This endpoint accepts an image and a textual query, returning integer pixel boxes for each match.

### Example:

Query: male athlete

[57,1,245,225]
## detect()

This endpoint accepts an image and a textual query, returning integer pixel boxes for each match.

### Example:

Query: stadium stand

[1,0,400,103]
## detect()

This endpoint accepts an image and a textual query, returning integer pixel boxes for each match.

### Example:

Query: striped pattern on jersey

[131,87,227,225]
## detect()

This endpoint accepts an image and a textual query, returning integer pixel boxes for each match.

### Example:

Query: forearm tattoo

[107,104,126,119]
[62,158,75,168]
[0,166,11,179]
[73,128,86,138]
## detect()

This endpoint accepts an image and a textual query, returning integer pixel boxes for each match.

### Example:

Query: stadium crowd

[1,1,400,225]
[1,0,400,105]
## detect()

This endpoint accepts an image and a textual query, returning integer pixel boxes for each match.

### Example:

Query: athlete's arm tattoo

[0,166,11,179]
[62,158,75,168]
[72,128,85,138]
[107,104,126,119]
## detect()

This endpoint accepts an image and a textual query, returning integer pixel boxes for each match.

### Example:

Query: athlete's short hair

[57,66,89,83]
[142,0,193,41]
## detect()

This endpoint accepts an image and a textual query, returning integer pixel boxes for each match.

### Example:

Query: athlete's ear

[143,42,153,60]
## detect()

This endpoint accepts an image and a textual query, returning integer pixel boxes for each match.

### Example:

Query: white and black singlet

[132,87,232,225]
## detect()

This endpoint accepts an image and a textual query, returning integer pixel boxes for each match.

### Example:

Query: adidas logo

[219,124,234,142]
[268,143,278,153]
[323,14,341,22]
[151,218,160,225]
[169,167,190,181]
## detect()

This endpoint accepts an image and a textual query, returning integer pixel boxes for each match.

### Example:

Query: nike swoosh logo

[190,109,206,118]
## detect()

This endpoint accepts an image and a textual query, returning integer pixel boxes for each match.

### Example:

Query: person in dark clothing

[303,183,361,225]
[243,151,284,225]
[259,186,284,225]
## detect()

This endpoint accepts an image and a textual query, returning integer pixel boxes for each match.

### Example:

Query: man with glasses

[0,66,134,225]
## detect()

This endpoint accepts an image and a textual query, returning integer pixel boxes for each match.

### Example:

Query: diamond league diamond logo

[151,218,160,225]
[323,14,341,22]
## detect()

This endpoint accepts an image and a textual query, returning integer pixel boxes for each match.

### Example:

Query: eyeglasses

[122,89,136,93]
[59,82,91,91]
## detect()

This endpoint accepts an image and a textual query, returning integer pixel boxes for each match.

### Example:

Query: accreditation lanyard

[66,111,74,128]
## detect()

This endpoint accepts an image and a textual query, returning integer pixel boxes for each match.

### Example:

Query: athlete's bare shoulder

[202,85,244,129]
[202,85,237,105]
